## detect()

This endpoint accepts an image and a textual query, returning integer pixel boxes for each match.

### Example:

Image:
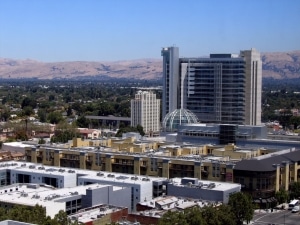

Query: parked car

[292,206,299,213]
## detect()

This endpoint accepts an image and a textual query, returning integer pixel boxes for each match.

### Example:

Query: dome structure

[162,109,198,132]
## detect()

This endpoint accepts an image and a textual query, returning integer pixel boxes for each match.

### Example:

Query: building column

[105,154,112,172]
[194,161,202,179]
[31,147,37,163]
[293,162,298,183]
[162,159,170,178]
[275,164,280,192]
[54,150,61,167]
[80,152,86,170]
[134,157,141,175]
[274,164,280,192]
[282,161,290,191]
[42,149,47,164]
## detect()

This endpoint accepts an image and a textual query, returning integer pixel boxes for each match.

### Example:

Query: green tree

[290,182,300,200]
[289,116,300,130]
[275,189,289,204]
[51,121,78,143]
[76,115,89,128]
[38,108,47,122]
[47,111,64,124]
[53,210,70,225]
[38,138,46,144]
[21,97,37,109]
[0,108,11,121]
[22,106,34,116]
[158,210,189,225]
[185,207,206,225]
[201,205,232,225]
[67,106,73,116]
[136,124,145,136]
[228,192,254,225]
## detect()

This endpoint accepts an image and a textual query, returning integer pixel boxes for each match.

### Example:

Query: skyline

[0,0,300,62]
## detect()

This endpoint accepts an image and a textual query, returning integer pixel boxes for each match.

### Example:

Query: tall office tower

[161,47,262,125]
[161,47,179,119]
[131,90,161,135]
[240,49,262,125]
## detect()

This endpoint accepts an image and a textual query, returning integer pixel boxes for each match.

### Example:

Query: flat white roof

[0,183,111,207]
[170,177,240,191]
[0,161,165,185]
[69,204,127,223]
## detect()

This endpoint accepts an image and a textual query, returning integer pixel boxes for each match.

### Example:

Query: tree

[39,138,46,144]
[158,210,189,225]
[289,116,300,130]
[228,192,254,225]
[22,106,34,116]
[47,111,64,124]
[1,204,79,225]
[66,106,73,116]
[15,129,28,141]
[275,189,289,204]
[290,182,300,200]
[184,207,206,225]
[0,108,10,121]
[76,115,89,128]
[51,121,78,143]
[53,210,70,225]
[38,108,47,122]
[21,97,37,109]
[136,124,145,136]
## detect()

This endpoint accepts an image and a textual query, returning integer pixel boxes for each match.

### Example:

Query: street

[252,210,300,225]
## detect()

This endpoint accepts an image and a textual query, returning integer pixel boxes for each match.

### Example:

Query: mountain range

[0,51,299,80]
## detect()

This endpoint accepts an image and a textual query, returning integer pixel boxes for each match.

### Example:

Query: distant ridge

[0,51,299,80]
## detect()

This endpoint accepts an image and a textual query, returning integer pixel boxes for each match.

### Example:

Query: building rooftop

[234,148,300,171]
[0,161,166,185]
[170,177,241,192]
[69,204,127,224]
[0,183,112,207]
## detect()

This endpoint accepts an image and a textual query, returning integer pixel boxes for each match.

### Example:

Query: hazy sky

[0,0,300,62]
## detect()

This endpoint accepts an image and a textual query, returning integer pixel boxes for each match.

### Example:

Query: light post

[259,197,262,212]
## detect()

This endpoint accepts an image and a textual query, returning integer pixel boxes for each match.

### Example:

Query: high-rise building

[161,47,262,125]
[131,90,161,135]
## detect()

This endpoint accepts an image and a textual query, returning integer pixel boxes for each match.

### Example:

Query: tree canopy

[0,204,78,225]
[158,192,253,225]
[228,192,254,225]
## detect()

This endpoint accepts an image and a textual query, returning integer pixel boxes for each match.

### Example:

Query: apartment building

[131,91,160,135]
[20,137,300,203]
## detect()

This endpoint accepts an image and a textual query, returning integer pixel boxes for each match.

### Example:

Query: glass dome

[162,109,198,132]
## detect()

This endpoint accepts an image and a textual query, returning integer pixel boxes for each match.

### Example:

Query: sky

[0,0,300,62]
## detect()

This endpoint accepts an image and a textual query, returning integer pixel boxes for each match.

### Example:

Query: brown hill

[0,58,162,80]
[262,51,300,79]
[0,50,299,80]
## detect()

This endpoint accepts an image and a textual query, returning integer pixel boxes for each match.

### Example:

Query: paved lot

[252,210,300,225]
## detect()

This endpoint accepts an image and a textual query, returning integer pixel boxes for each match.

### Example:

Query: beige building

[131,91,160,135]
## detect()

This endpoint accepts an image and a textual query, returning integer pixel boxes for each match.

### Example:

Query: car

[291,206,299,213]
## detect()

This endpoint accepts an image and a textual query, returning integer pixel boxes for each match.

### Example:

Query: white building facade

[131,91,160,135]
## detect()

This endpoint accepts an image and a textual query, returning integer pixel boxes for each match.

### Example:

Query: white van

[288,200,299,210]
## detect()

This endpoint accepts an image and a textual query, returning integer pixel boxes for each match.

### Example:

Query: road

[252,210,300,225]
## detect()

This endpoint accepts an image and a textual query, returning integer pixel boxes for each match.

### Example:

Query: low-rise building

[69,204,128,225]
[0,182,130,218]
[165,177,240,204]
